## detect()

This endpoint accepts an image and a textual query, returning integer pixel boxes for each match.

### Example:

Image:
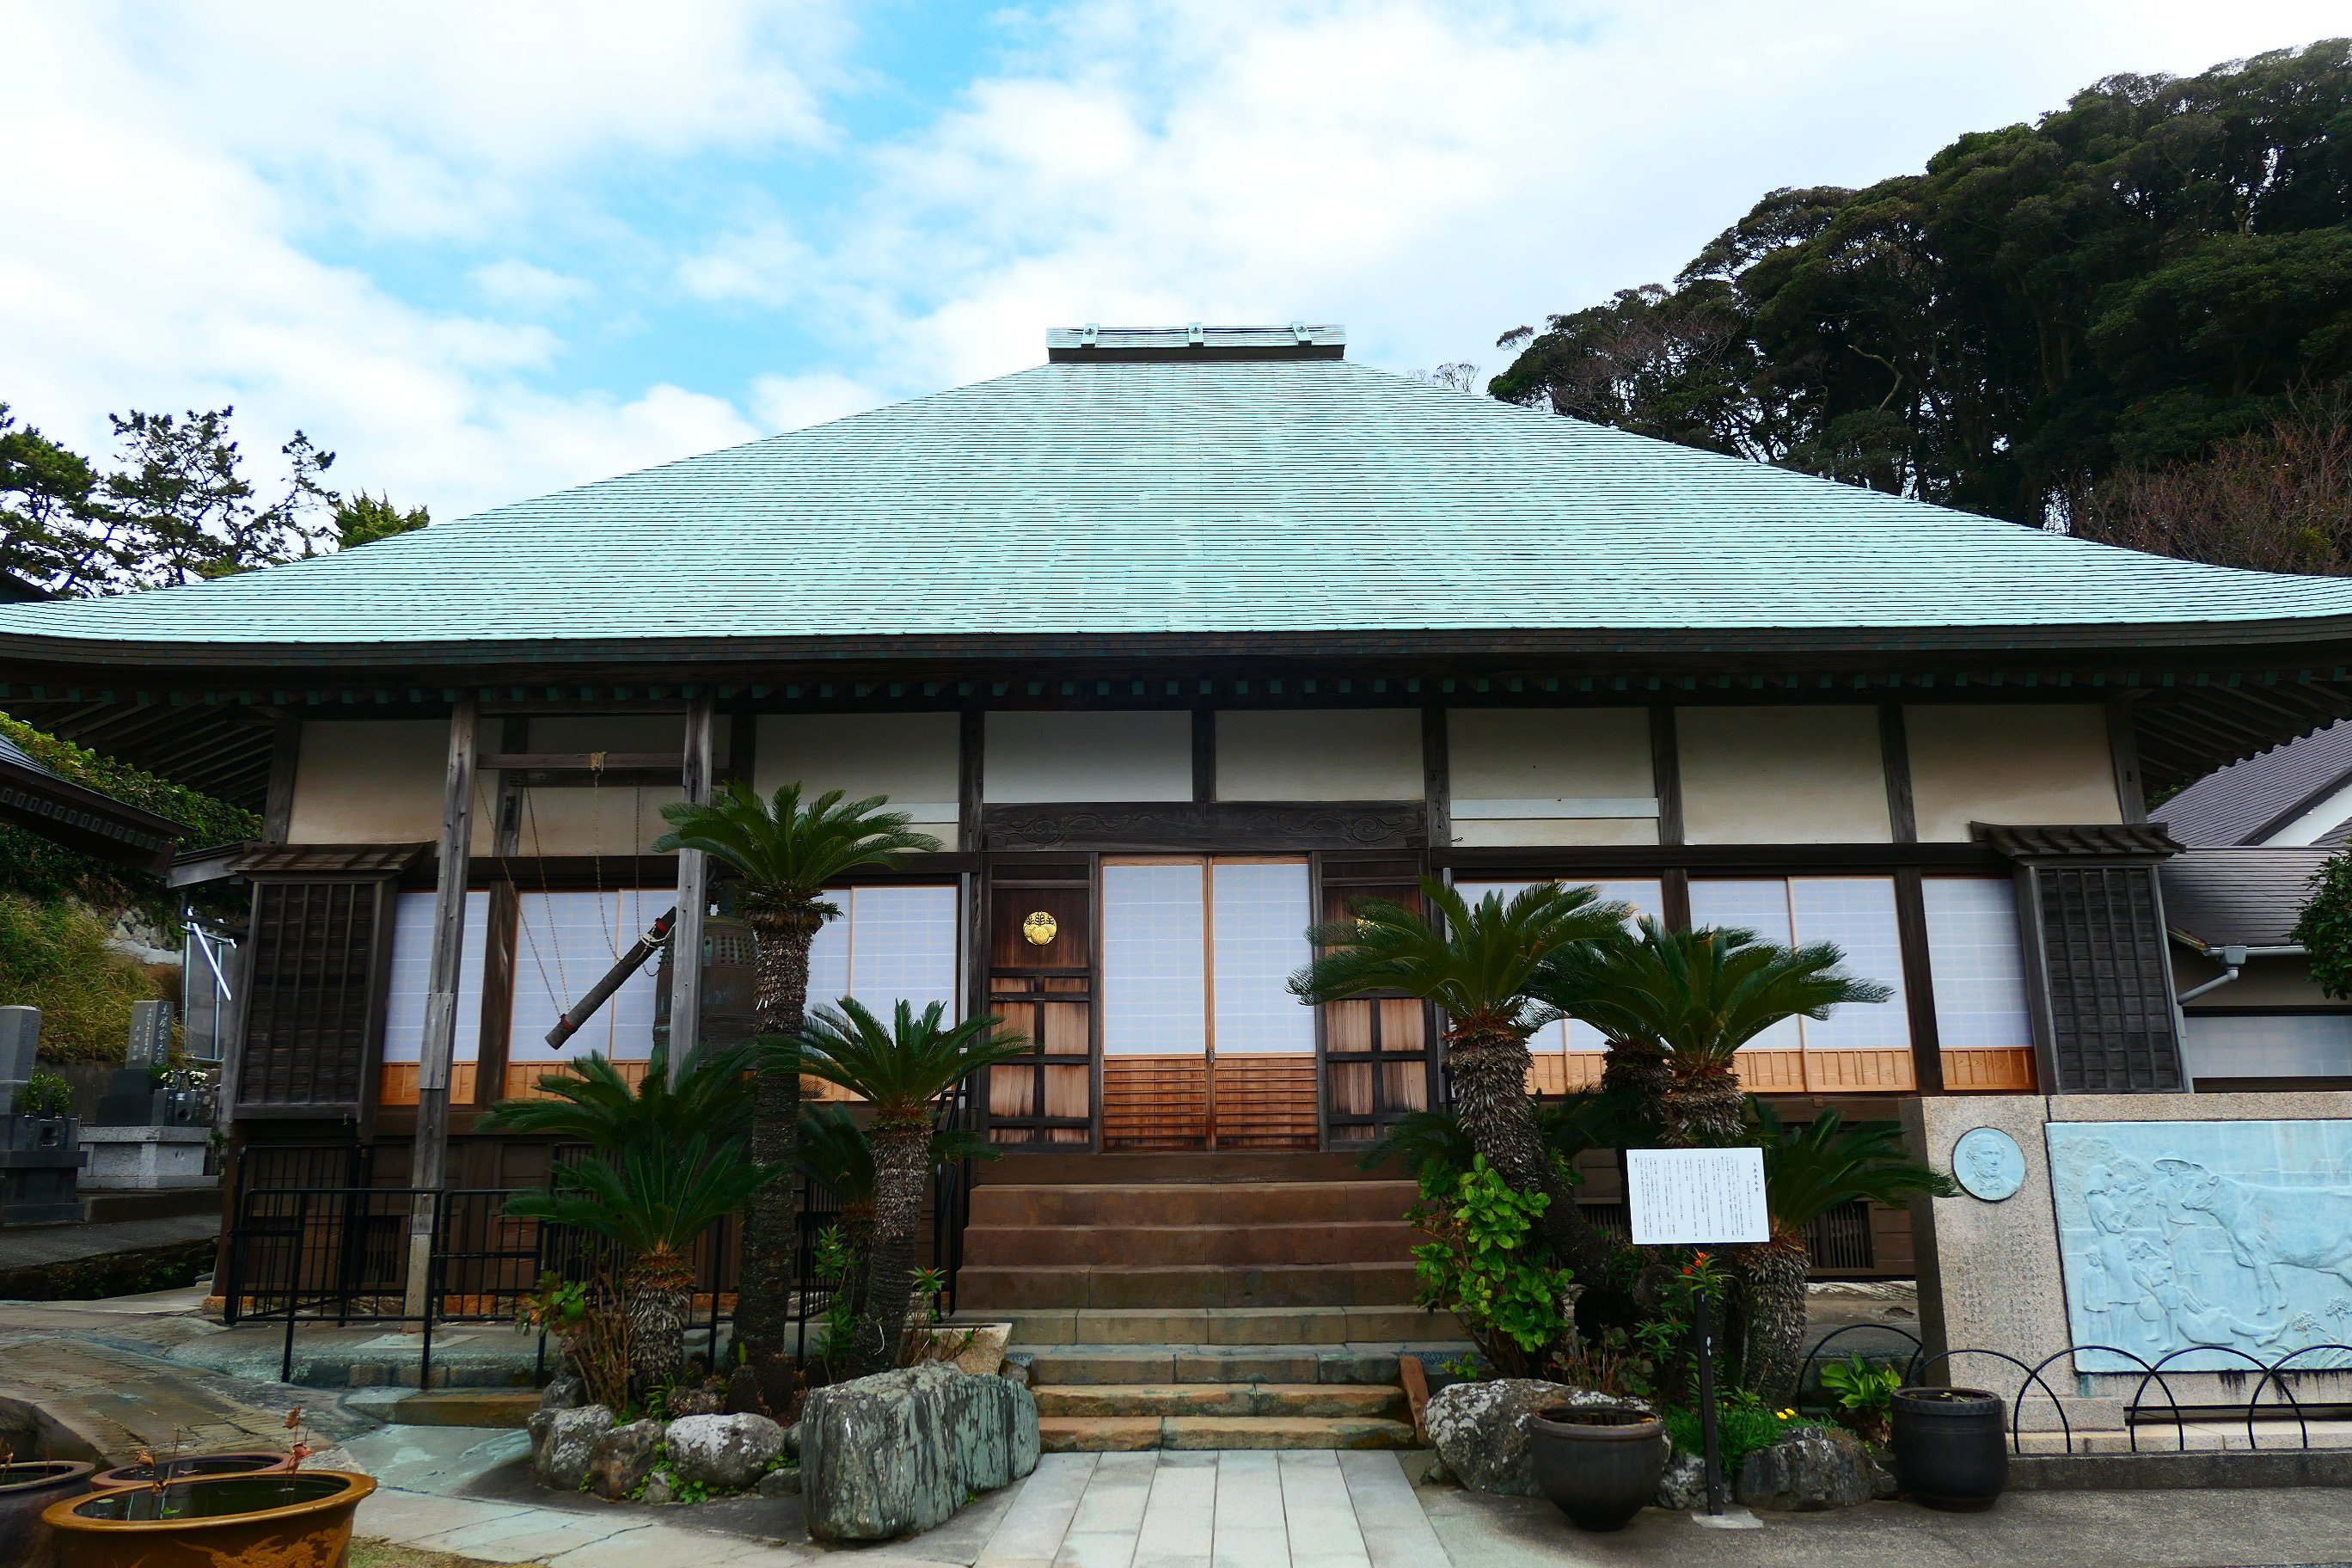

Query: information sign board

[1625,1147,1769,1246]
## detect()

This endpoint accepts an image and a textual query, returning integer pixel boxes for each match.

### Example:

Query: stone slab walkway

[973,1451,1448,1568]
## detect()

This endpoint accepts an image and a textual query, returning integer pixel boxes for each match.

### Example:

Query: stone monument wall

[1903,1091,2352,1430]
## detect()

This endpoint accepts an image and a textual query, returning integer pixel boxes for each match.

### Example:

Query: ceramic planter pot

[43,1469,376,1568]
[89,1452,294,1489]
[1,1460,97,1566]
[1527,1406,1665,1532]
[1890,1387,2007,1510]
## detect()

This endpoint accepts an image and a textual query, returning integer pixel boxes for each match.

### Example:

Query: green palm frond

[793,999,1029,1124]
[506,1133,772,1257]
[1289,879,1630,1034]
[1757,1105,1956,1234]
[476,1042,754,1152]
[1357,1109,1478,1178]
[1536,918,1890,1068]
[1539,1087,1658,1162]
[652,780,941,916]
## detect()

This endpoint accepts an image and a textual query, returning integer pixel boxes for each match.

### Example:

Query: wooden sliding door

[980,860,1096,1147]
[1317,854,1435,1148]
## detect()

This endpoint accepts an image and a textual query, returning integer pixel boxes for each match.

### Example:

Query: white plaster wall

[514,715,689,855]
[288,720,481,847]
[1447,708,1658,846]
[985,711,1190,802]
[1216,709,1420,801]
[1905,705,2119,842]
[754,713,961,843]
[1678,706,1890,844]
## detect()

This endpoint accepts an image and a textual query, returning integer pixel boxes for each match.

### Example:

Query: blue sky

[4,1,2346,523]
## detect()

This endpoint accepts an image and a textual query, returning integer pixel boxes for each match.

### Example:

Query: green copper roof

[9,354,2352,659]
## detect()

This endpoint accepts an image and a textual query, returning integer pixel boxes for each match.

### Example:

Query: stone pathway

[973,1451,1447,1568]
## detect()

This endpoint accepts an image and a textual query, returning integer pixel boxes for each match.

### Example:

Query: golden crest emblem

[1022,910,1059,946]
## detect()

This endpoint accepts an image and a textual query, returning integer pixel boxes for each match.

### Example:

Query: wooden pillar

[404,695,477,1321]
[669,692,715,1062]
[1650,705,1690,928]
[261,717,300,843]
[1421,707,1450,854]
[1881,705,1945,1093]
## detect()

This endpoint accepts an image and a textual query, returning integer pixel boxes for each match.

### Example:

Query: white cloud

[472,260,598,314]
[750,371,889,433]
[3,0,2346,532]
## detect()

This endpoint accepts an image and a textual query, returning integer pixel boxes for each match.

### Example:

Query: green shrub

[0,711,257,920]
[1663,1395,1827,1468]
[1408,1155,1576,1376]
[0,893,170,1062]
[18,1070,74,1116]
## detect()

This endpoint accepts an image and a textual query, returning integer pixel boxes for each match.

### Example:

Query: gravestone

[0,1007,86,1224]
[83,1000,215,1191]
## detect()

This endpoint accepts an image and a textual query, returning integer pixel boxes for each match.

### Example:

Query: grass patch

[0,893,172,1063]
[1663,1403,1832,1469]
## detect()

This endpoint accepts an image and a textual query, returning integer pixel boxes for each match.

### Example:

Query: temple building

[7,322,2352,1303]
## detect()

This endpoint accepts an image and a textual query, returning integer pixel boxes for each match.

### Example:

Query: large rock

[668,1387,724,1419]
[589,1418,664,1502]
[530,1404,612,1491]
[537,1373,585,1412]
[799,1361,1042,1541]
[1734,1427,1892,1511]
[1424,1380,1645,1497]
[666,1412,788,1491]
[1656,1450,1706,1510]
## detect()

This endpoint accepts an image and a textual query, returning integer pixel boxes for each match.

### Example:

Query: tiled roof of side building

[2159,720,2352,846]
[2159,847,2337,949]
[9,338,2352,656]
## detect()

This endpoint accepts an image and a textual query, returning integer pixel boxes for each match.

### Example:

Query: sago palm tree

[1744,1107,1954,1402]
[506,1133,774,1393]
[796,1102,995,1334]
[653,781,939,1361]
[1538,920,1889,1146]
[476,1042,754,1149]
[791,1000,1027,1376]
[1289,879,1630,1287]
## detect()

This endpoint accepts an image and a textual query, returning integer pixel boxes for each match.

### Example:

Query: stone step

[1039,1414,1419,1452]
[975,1153,1383,1186]
[1016,1342,1472,1387]
[962,1219,1413,1269]
[387,1389,540,1428]
[968,1304,1455,1347]
[957,1260,1419,1311]
[969,1180,1418,1228]
[1032,1382,1407,1420]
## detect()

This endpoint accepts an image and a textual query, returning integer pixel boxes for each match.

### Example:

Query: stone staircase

[953,1158,1467,1451]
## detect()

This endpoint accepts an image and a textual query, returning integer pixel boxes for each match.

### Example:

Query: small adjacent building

[4,324,2352,1262]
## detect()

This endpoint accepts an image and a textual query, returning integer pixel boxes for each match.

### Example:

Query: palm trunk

[1599,1037,1669,1123]
[733,906,823,1362]
[625,1247,693,1397]
[1443,1022,1619,1289]
[850,1118,929,1378]
[1736,1234,1812,1406]
[837,1203,877,1325]
[1659,1057,1745,1147]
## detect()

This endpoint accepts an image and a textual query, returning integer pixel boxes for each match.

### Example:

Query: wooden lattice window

[2034,864,2183,1092]
[1319,854,1434,1146]
[981,862,1095,1148]
[235,879,397,1123]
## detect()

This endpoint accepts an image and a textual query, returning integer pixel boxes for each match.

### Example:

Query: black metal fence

[224,1090,980,1387]
[1798,1325,2352,1455]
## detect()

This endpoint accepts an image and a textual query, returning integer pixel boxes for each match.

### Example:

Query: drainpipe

[2168,935,2306,1003]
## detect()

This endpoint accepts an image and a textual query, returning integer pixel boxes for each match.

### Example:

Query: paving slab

[1417,1480,2352,1568]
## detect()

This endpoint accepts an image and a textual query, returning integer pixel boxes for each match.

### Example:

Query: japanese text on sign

[1625,1147,1770,1246]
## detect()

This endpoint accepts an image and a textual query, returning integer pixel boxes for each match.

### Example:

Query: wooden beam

[670,692,714,1062]
[1893,865,1944,1093]
[261,718,300,844]
[1421,707,1450,852]
[405,695,477,1320]
[2108,701,2147,824]
[958,707,984,855]
[1650,705,1684,847]
[1191,708,1216,805]
[1879,704,1917,844]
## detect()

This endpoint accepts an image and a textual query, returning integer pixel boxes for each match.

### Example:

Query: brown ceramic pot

[89,1452,295,1489]
[1,1461,98,1566]
[43,1469,376,1568]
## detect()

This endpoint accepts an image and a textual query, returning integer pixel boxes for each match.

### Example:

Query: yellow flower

[1777,1408,1796,1420]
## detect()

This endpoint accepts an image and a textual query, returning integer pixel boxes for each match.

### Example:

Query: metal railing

[1796,1325,2352,1455]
